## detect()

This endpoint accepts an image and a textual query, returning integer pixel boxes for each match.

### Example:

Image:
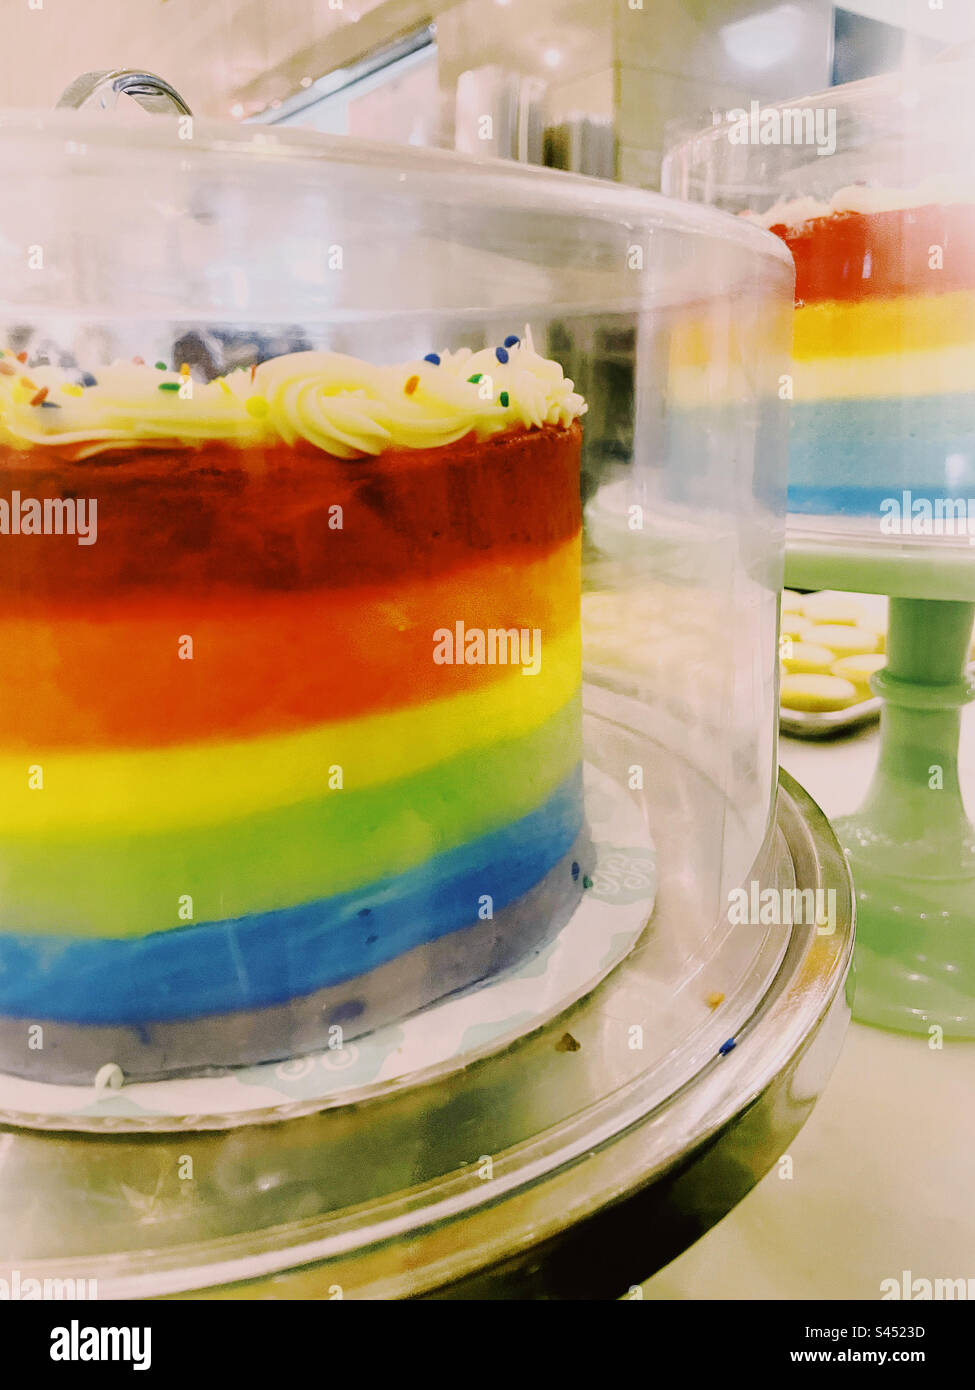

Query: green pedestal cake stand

[788,540,975,1038]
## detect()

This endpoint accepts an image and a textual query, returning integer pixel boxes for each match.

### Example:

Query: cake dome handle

[55,69,192,117]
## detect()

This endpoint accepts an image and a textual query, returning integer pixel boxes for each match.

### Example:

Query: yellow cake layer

[668,340,975,408]
[0,625,580,837]
[791,341,975,402]
[668,293,975,406]
[792,293,975,360]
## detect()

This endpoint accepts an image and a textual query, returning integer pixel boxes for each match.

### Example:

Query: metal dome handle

[56,69,192,116]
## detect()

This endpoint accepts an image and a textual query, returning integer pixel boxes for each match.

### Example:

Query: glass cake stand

[787,536,975,1038]
[664,60,975,1039]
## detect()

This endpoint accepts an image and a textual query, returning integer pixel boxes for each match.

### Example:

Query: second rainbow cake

[0,332,590,1082]
[751,185,975,521]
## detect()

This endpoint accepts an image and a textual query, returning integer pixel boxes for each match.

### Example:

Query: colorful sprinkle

[499,391,509,408]
[132,355,145,366]
[423,352,441,365]
[80,372,98,387]
[468,373,483,384]
[404,374,420,396]
[706,991,725,1009]
[503,334,520,348]
[180,362,191,378]
[250,364,257,383]
[154,361,167,371]
[245,395,268,418]
[583,874,593,890]
[39,399,61,409]
[29,386,49,407]
[718,1038,737,1056]
[495,346,509,364]
[61,383,84,397]
[216,377,234,397]
[20,377,36,390]
[16,352,27,363]
[0,361,15,376]
[158,381,181,393]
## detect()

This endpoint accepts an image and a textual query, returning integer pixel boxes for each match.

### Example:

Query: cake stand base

[832,597,975,1038]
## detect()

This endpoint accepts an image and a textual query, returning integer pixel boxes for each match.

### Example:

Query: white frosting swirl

[745,179,975,233]
[0,332,586,461]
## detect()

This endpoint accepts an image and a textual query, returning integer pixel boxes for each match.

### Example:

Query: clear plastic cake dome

[0,103,853,1299]
[662,57,975,601]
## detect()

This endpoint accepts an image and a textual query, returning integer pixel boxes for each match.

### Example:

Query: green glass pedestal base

[836,838,975,1037]
[834,597,975,1039]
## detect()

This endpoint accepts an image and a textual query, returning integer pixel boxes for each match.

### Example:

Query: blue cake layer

[0,825,595,1084]
[789,393,975,517]
[665,399,788,515]
[0,769,585,1026]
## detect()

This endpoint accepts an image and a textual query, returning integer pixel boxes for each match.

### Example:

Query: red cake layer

[0,539,580,748]
[0,422,582,599]
[772,203,975,305]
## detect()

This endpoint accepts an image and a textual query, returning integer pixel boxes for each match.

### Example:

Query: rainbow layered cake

[753,185,975,518]
[0,334,590,1082]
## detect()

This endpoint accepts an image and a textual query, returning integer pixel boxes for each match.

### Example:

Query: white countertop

[641,707,975,1300]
